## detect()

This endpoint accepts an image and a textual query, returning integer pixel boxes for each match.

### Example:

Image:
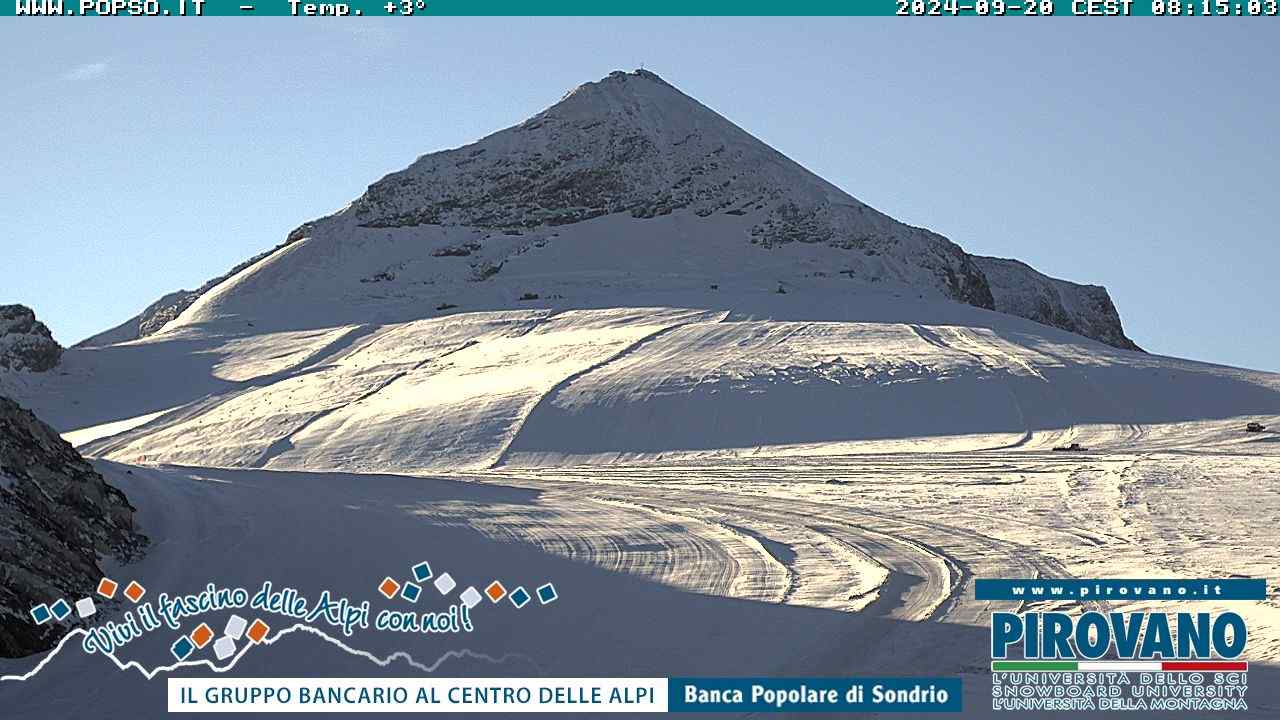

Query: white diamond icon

[224,614,247,640]
[214,636,236,661]
[434,572,456,595]
[75,597,96,618]
[459,586,482,609]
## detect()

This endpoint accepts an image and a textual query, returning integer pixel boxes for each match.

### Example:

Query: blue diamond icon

[401,582,422,603]
[30,604,51,625]
[510,587,531,608]
[412,561,432,583]
[171,636,195,661]
[536,583,558,605]
[49,599,71,621]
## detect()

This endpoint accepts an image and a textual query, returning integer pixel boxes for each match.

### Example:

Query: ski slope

[2,447,1279,718]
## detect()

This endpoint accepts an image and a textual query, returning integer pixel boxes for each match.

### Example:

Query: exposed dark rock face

[347,70,996,313]
[974,256,1140,351]
[0,396,145,657]
[0,305,62,372]
[135,290,202,337]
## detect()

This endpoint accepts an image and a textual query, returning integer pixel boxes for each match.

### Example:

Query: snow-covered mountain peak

[554,68,682,111]
[350,67,863,231]
[81,70,1137,351]
[537,68,788,167]
[321,69,996,317]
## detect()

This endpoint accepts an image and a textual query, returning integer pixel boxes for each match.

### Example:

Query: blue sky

[2,21,1276,371]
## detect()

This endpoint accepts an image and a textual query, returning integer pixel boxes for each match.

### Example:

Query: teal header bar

[6,0,1280,15]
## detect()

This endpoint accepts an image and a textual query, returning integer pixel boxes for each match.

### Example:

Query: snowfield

[24,289,1279,474]
[1,448,1278,717]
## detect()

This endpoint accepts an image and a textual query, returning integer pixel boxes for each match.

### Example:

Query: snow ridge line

[906,323,1040,451]
[0,624,535,684]
[489,311,729,468]
[251,339,481,468]
[78,323,382,458]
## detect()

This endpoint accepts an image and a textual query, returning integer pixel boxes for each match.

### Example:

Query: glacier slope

[16,282,1273,475]
[10,212,1272,471]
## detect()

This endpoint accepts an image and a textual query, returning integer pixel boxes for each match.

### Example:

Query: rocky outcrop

[75,245,283,348]
[0,305,62,372]
[974,256,1140,351]
[0,396,145,657]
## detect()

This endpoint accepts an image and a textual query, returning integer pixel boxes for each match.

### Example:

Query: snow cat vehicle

[1246,422,1266,432]
[1053,443,1088,452]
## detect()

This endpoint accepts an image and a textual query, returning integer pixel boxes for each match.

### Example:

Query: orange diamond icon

[97,578,119,599]
[247,618,270,644]
[378,577,400,599]
[485,581,507,603]
[190,622,214,649]
[123,581,146,603]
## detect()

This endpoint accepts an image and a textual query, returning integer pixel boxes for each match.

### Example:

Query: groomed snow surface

[3,286,1279,718]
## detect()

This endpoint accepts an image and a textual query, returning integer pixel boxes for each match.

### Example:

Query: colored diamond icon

[459,586,482,609]
[190,622,214,649]
[97,578,118,599]
[30,604,51,625]
[50,599,71,620]
[123,581,146,603]
[434,572,456,595]
[213,636,236,661]
[401,582,422,603]
[75,597,96,618]
[509,587,531,609]
[224,614,248,641]
[247,618,270,644]
[536,583,558,605]
[171,636,195,661]
[485,581,507,603]
[412,561,433,583]
[378,577,400,599]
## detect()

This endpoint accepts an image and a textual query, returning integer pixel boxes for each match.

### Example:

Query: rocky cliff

[974,256,1139,351]
[0,396,145,657]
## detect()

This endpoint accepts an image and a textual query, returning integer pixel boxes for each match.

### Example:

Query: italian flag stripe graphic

[992,661,1248,671]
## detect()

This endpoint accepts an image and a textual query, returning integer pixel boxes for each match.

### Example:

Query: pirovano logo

[978,578,1262,713]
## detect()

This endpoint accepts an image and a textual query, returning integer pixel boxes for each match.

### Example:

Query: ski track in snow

[3,447,1279,717]
[489,310,730,468]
